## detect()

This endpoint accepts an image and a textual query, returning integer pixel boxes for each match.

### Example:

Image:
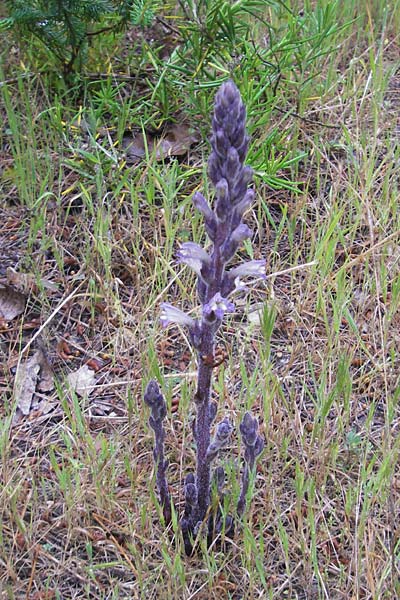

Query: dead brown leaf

[14,352,40,415]
[154,123,199,159]
[7,267,58,293]
[67,365,96,397]
[122,123,199,163]
[6,267,36,293]
[37,350,55,393]
[0,284,26,320]
[13,349,55,419]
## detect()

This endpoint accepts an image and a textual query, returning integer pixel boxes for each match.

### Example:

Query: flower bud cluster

[160,80,266,332]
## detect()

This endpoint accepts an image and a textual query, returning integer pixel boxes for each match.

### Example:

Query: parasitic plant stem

[145,81,265,553]
[144,380,171,524]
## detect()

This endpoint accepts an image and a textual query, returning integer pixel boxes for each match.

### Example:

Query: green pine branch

[1,0,160,74]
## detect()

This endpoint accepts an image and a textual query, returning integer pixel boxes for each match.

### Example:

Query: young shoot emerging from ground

[144,80,264,555]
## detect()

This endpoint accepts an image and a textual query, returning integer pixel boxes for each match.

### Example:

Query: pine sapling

[1,0,159,75]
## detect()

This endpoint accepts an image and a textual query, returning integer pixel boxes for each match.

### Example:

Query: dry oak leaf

[7,267,58,294]
[0,284,26,320]
[122,123,199,163]
[37,350,55,393]
[67,365,96,397]
[14,349,54,415]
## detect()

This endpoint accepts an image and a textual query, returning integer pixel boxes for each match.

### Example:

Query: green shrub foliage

[0,0,159,74]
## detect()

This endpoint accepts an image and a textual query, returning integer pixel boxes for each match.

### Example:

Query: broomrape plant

[144,81,264,555]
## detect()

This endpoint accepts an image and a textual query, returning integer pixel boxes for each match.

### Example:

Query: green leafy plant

[129,0,159,26]
[174,0,267,80]
[0,0,159,74]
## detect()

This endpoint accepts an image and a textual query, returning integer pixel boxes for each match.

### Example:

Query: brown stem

[194,356,213,522]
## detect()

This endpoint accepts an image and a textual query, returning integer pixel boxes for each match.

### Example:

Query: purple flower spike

[145,81,265,555]
[144,380,171,524]
[144,380,167,421]
[203,293,235,321]
[160,303,195,329]
[240,412,259,446]
[237,412,264,516]
[209,80,250,191]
